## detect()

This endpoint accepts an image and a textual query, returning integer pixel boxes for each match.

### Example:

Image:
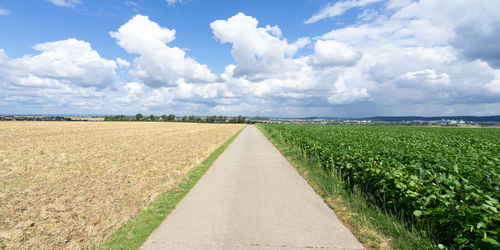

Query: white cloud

[110,15,176,53]
[110,15,217,87]
[116,57,130,68]
[165,0,183,6]
[328,78,370,104]
[396,69,451,87]
[1,39,116,88]
[305,0,383,24]
[309,40,362,67]
[47,0,81,8]
[211,13,310,81]
[207,13,372,111]
[108,11,372,115]
[0,39,117,113]
[124,82,144,95]
[0,7,8,15]
[485,77,500,94]
[176,80,234,100]
[305,0,500,115]
[113,81,145,104]
[385,0,412,11]
[358,9,378,21]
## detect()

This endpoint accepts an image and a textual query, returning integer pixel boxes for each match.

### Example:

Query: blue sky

[0,0,499,117]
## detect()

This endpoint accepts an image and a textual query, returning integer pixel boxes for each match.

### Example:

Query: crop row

[258,124,499,249]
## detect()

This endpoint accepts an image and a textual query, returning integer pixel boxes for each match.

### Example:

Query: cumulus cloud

[328,78,370,104]
[305,0,500,115]
[207,12,370,110]
[116,57,130,68]
[108,12,372,115]
[211,12,310,81]
[485,76,500,94]
[396,69,451,87]
[1,39,116,88]
[309,40,362,67]
[110,15,217,87]
[46,0,81,8]
[110,15,176,53]
[305,0,383,24]
[0,39,117,113]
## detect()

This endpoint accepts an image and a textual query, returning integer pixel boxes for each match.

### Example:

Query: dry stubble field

[0,122,244,249]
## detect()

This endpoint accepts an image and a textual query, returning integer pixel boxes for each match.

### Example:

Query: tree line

[104,114,247,123]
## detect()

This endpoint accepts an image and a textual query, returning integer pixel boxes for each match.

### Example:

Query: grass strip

[256,124,435,250]
[97,126,245,250]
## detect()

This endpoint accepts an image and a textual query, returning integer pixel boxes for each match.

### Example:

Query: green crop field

[258,124,499,249]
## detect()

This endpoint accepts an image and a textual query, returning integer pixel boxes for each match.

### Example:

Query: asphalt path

[141,125,364,249]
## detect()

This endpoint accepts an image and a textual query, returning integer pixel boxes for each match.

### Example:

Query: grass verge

[256,124,435,250]
[97,126,245,249]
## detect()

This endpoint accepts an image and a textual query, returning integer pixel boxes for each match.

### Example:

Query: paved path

[142,125,364,249]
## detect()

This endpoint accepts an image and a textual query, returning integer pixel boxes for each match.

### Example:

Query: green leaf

[413,210,422,217]
[481,238,499,245]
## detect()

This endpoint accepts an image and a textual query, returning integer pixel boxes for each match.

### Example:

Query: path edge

[97,125,246,250]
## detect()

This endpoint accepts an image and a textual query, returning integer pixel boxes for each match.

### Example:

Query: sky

[0,0,499,117]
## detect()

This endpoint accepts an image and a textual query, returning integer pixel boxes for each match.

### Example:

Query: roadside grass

[256,124,435,250]
[97,126,245,250]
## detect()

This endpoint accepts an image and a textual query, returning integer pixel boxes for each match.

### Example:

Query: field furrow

[0,122,244,249]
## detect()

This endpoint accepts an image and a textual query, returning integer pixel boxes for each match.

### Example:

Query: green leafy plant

[258,124,499,249]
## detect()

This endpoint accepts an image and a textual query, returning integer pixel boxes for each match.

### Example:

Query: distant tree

[206,115,216,123]
[181,116,188,122]
[217,115,225,123]
[237,115,246,123]
[116,115,126,121]
[149,115,156,121]
[135,113,143,121]
[161,114,167,121]
[167,114,176,121]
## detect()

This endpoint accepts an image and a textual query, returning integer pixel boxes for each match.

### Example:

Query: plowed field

[0,122,244,249]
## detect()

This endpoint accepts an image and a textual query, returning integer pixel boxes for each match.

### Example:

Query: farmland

[0,122,244,249]
[258,124,499,249]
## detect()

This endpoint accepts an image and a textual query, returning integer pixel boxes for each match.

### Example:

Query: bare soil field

[0,122,244,249]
